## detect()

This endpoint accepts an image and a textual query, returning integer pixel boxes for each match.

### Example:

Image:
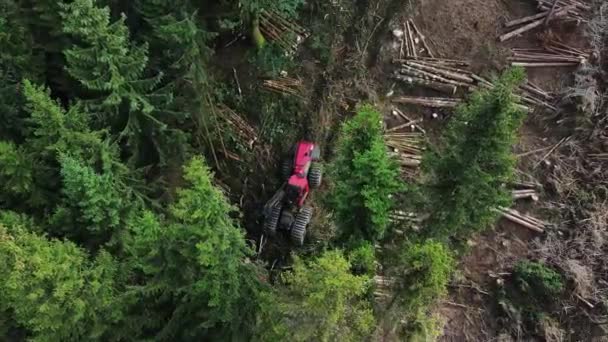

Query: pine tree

[423,68,526,241]
[329,104,402,241]
[0,224,122,341]
[256,250,375,342]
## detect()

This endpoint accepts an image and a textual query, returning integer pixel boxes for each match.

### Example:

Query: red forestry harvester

[263,141,322,245]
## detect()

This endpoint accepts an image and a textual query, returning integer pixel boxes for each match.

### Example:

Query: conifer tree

[329,104,402,241]
[0,224,121,341]
[423,68,526,240]
[60,0,174,164]
[121,156,254,339]
[256,250,375,342]
[0,0,44,140]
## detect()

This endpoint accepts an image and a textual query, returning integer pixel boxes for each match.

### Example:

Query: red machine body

[286,141,315,206]
[263,140,322,245]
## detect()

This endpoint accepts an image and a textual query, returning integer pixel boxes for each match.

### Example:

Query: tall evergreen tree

[423,68,526,241]
[60,0,175,164]
[0,0,44,140]
[121,156,255,339]
[329,104,402,241]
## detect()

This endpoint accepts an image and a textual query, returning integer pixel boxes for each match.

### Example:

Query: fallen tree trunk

[392,96,461,107]
[393,74,458,94]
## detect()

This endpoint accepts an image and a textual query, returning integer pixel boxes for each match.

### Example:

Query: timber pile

[499,0,590,42]
[392,57,556,112]
[217,105,258,149]
[392,58,472,95]
[509,43,587,68]
[394,19,435,59]
[262,77,304,98]
[495,207,547,233]
[385,108,425,177]
[259,9,309,54]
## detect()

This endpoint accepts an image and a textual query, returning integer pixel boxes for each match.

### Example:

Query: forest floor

[211,0,605,340]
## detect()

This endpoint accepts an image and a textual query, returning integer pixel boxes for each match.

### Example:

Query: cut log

[500,17,546,42]
[392,96,461,108]
[505,11,549,28]
[393,74,458,94]
[511,62,579,67]
[405,61,475,83]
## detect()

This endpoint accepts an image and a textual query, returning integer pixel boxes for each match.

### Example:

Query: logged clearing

[1,0,607,340]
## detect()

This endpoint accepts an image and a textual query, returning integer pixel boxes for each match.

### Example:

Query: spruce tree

[0,0,44,140]
[121,156,253,339]
[423,68,526,241]
[256,250,375,342]
[329,104,402,241]
[60,0,173,164]
[0,224,121,341]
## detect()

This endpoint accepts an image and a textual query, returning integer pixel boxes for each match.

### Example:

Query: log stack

[392,57,557,113]
[509,46,587,68]
[396,19,435,59]
[262,76,304,99]
[259,9,309,54]
[384,108,425,178]
[217,105,258,150]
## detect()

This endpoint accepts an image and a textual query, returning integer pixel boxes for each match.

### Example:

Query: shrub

[393,240,454,313]
[348,241,376,276]
[329,104,402,241]
[514,261,564,300]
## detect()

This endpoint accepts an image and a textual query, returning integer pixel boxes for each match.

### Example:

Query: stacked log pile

[218,105,258,150]
[392,57,557,112]
[509,40,588,68]
[385,108,425,178]
[262,76,304,99]
[259,9,309,54]
[499,0,591,42]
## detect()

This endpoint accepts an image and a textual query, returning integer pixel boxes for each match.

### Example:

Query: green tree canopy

[0,224,121,341]
[120,156,256,339]
[329,104,402,241]
[256,250,375,342]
